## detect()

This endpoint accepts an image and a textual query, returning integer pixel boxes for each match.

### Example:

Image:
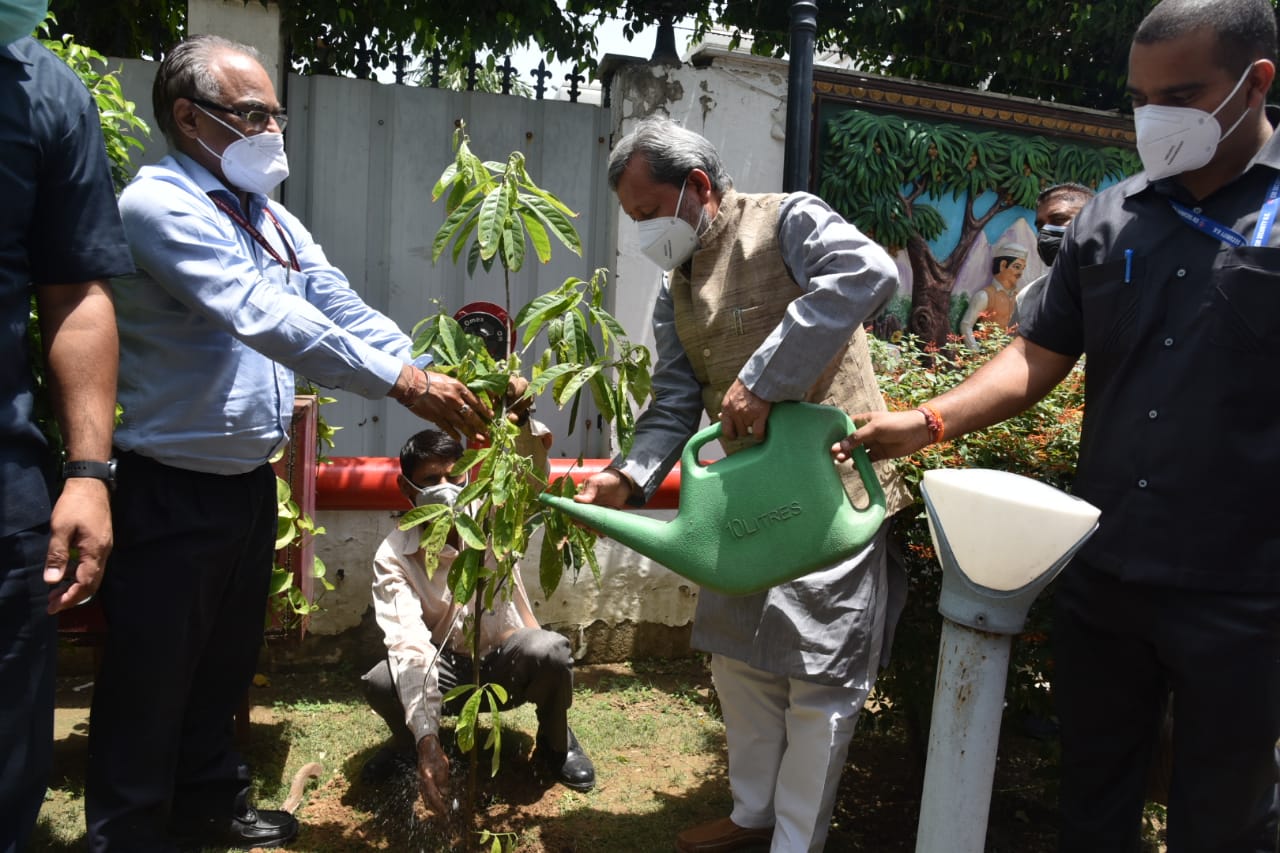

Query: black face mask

[1037,223,1067,266]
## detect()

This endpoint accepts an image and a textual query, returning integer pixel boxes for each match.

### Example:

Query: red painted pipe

[314,457,682,511]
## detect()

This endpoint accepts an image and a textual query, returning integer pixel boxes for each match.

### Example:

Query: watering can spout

[538,496,684,564]
[538,401,888,596]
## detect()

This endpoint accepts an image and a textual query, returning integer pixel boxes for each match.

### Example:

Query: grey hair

[153,34,264,144]
[607,116,733,193]
[1135,0,1278,75]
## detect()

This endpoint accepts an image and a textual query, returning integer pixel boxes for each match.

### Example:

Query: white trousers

[711,654,874,853]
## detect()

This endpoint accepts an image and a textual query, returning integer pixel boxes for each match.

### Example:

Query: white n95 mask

[637,177,704,271]
[410,481,464,509]
[195,104,290,195]
[1134,64,1255,181]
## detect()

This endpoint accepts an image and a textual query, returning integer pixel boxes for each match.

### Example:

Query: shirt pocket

[1079,258,1140,354]
[1210,247,1280,351]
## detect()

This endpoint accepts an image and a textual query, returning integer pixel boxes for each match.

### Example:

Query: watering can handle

[849,432,887,513]
[681,418,887,513]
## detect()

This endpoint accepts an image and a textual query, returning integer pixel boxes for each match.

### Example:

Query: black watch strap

[63,459,117,489]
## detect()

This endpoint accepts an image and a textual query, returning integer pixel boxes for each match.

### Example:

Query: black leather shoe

[537,727,595,792]
[172,788,299,850]
[225,803,298,849]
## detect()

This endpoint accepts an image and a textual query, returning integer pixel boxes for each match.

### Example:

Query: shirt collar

[171,149,269,216]
[1126,104,1280,199]
[0,36,37,66]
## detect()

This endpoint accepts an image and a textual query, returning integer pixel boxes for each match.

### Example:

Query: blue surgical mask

[0,0,48,46]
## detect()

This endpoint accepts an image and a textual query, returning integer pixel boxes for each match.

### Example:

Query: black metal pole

[783,0,818,193]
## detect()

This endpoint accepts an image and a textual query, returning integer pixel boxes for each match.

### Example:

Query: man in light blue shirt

[86,34,492,852]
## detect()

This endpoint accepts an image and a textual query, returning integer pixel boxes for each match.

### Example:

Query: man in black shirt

[0,9,133,850]
[836,0,1280,849]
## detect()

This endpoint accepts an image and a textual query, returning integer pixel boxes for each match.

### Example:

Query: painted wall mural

[812,72,1142,347]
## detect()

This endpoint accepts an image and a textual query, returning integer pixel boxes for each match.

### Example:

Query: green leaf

[490,454,511,506]
[554,364,601,406]
[528,361,581,396]
[519,209,552,263]
[268,567,294,596]
[431,192,482,264]
[454,514,488,550]
[539,515,565,599]
[450,210,481,265]
[442,683,478,704]
[565,309,597,363]
[454,688,483,752]
[501,212,526,272]
[522,194,583,256]
[588,372,617,423]
[514,287,579,344]
[588,305,627,347]
[420,516,453,579]
[447,546,483,603]
[455,477,489,507]
[275,516,296,550]
[431,161,458,201]
[476,182,512,258]
[398,502,451,531]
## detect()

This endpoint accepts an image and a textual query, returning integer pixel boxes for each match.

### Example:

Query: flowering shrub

[868,326,1084,759]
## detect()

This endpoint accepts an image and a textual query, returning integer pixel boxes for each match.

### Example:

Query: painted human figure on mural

[959,241,1028,349]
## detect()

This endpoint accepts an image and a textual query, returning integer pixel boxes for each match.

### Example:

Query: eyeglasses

[190,97,288,132]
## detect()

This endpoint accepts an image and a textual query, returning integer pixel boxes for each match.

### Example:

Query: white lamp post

[914,469,1100,853]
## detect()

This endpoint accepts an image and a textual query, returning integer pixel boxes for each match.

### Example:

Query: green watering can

[539,401,886,595]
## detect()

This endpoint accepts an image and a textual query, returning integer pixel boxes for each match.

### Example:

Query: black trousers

[0,524,54,853]
[1054,563,1280,853]
[86,452,276,852]
[362,627,575,754]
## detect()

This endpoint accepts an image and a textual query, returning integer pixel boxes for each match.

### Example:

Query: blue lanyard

[1168,174,1280,248]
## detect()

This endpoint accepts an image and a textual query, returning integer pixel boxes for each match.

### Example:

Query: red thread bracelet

[917,404,945,444]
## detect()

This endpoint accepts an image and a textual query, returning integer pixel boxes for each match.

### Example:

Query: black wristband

[63,459,117,490]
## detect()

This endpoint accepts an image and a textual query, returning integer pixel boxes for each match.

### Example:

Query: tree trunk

[905,232,955,348]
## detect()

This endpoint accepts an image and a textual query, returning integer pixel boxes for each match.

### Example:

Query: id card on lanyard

[1167,173,1280,248]
[208,193,302,275]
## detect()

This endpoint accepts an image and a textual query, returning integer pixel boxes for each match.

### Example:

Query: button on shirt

[1019,108,1280,591]
[0,38,134,535]
[114,152,414,474]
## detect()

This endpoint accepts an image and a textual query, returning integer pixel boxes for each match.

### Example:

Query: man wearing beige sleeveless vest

[576,117,911,853]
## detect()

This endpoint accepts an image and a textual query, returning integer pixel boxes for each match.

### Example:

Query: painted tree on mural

[818,108,1139,347]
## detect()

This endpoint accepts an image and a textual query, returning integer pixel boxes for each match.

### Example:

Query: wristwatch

[63,459,117,491]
